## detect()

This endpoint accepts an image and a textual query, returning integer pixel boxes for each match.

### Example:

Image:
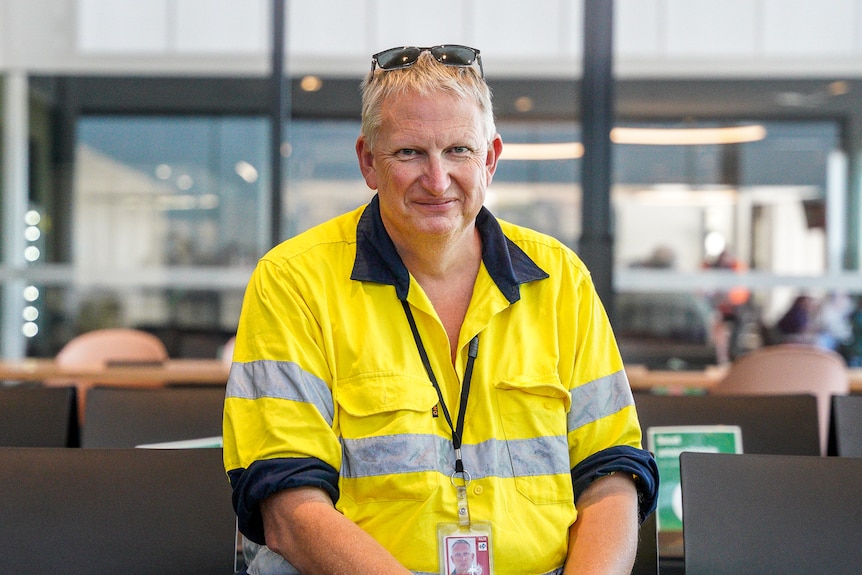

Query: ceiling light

[514,96,534,112]
[234,160,259,183]
[828,81,849,96]
[611,125,766,145]
[300,75,323,92]
[501,142,584,160]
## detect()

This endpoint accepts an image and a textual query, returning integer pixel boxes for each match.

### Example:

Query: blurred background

[3,0,862,369]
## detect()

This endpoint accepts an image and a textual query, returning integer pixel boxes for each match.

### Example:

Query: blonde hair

[359,51,496,150]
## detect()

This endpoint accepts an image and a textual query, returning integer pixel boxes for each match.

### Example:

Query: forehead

[378,91,484,140]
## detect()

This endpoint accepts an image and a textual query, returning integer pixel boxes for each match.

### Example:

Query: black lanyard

[401,300,479,475]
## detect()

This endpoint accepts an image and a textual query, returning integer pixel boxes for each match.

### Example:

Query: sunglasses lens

[431,45,477,66]
[375,47,421,70]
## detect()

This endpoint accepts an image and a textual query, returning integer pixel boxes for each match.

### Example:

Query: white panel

[473,0,564,57]
[666,0,757,55]
[0,2,8,65]
[763,0,855,54]
[563,0,583,57]
[374,0,468,51]
[175,0,267,53]
[77,0,169,53]
[616,0,661,56]
[288,0,369,55]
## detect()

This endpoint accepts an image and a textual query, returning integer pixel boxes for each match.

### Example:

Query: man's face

[356,91,502,249]
[450,541,474,573]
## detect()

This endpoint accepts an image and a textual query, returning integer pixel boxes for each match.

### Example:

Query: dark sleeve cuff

[571,445,659,523]
[228,457,340,545]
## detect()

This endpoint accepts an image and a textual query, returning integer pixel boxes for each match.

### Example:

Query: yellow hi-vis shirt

[224,196,654,575]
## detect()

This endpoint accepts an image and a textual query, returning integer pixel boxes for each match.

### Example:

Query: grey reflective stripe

[341,433,569,480]
[226,360,334,425]
[342,433,444,479]
[567,369,634,431]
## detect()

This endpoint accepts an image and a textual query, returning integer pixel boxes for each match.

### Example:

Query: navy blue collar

[351,195,548,303]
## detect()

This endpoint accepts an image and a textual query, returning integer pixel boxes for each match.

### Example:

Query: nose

[421,155,450,195]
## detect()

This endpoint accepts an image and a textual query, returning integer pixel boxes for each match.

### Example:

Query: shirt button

[473,485,483,495]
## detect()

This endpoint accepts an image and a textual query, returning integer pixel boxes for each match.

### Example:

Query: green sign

[647,425,742,532]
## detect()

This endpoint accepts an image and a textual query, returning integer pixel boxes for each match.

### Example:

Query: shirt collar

[351,195,549,303]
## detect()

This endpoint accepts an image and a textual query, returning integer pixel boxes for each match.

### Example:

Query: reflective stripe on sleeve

[566,369,634,432]
[226,360,334,425]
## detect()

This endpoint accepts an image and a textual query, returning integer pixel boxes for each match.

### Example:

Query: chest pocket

[495,375,573,504]
[335,373,442,503]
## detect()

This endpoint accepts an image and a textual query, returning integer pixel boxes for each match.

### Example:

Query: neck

[394,228,482,362]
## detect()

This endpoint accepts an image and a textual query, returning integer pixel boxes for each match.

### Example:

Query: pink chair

[711,344,849,454]
[220,336,236,365]
[48,328,169,420]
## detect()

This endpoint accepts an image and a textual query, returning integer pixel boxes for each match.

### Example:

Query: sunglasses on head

[370,45,484,79]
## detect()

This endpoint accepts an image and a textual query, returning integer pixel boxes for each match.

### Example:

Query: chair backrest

[55,328,169,368]
[48,328,171,419]
[710,343,849,454]
[0,385,78,447]
[633,393,821,455]
[680,452,862,575]
[221,335,236,365]
[631,512,659,575]
[0,447,236,575]
[81,386,225,448]
[828,394,862,457]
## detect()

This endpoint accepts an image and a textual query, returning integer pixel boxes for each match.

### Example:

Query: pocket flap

[495,374,571,411]
[336,373,439,416]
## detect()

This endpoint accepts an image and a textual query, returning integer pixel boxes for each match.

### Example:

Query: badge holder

[437,471,494,575]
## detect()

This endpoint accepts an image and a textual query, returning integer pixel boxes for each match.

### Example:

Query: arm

[564,473,640,575]
[261,486,412,575]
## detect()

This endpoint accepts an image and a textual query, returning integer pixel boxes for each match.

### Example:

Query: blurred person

[814,292,853,352]
[774,295,817,344]
[223,44,657,575]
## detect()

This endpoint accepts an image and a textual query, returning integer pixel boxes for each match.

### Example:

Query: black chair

[632,511,658,575]
[680,452,862,575]
[0,385,78,447]
[828,394,862,456]
[633,392,821,574]
[0,447,236,575]
[81,385,225,448]
[634,393,821,455]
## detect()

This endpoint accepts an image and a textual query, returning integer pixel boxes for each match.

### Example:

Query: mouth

[414,197,456,208]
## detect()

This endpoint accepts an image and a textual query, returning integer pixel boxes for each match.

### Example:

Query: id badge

[438,521,493,575]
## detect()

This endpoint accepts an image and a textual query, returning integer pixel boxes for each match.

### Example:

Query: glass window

[73,115,269,268]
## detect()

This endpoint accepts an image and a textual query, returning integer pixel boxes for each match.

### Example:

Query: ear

[356,136,378,190]
[485,134,503,185]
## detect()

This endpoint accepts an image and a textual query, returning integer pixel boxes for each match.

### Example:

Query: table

[0,358,230,385]
[4,359,860,391]
[626,365,862,393]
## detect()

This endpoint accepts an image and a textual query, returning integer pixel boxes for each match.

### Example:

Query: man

[449,539,479,575]
[223,44,657,575]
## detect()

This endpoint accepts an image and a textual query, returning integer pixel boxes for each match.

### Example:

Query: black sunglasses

[370,45,484,79]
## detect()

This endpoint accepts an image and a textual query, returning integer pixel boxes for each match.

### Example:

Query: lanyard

[401,300,479,477]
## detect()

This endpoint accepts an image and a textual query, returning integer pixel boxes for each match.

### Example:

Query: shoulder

[497,218,591,280]
[259,205,365,270]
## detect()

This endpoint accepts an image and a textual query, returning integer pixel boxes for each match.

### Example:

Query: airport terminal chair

[710,343,849,454]
[633,392,821,456]
[680,452,862,575]
[81,385,225,448]
[0,447,236,575]
[0,385,78,447]
[47,328,170,419]
[828,393,862,457]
